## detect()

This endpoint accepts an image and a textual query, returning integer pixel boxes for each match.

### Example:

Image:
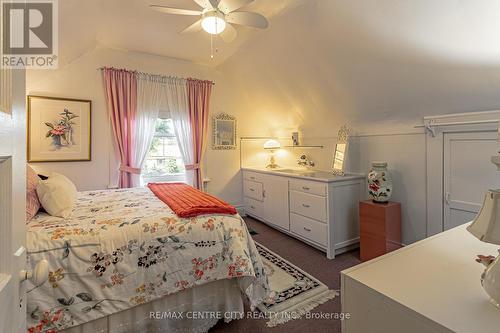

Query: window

[141,118,186,185]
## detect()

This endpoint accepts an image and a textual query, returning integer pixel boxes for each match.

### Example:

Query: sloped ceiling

[59,0,500,129]
[216,0,500,133]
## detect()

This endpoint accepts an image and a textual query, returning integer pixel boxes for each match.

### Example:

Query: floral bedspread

[26,188,269,333]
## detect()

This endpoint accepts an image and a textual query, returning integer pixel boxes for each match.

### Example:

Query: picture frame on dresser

[333,124,350,176]
[27,95,91,162]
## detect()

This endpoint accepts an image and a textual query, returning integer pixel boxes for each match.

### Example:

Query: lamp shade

[201,11,226,35]
[467,190,500,245]
[263,139,280,150]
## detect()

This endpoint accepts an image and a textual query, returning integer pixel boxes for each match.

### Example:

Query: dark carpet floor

[210,216,361,333]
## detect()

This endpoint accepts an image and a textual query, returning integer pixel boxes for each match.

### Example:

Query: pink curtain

[102,67,138,188]
[186,78,212,190]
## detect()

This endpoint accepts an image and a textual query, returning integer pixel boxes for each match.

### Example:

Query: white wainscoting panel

[348,133,427,245]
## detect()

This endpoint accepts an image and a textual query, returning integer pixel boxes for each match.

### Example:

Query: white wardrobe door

[443,131,500,230]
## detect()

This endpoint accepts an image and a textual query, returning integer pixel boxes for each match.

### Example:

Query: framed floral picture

[27,96,91,162]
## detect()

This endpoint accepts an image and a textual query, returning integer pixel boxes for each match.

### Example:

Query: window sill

[141,173,187,185]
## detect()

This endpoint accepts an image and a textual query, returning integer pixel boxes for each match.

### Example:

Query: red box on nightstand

[359,201,402,261]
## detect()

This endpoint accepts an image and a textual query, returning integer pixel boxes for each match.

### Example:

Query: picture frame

[332,125,350,176]
[212,113,237,150]
[27,95,91,162]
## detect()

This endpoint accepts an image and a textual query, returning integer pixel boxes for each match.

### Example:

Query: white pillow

[36,173,77,218]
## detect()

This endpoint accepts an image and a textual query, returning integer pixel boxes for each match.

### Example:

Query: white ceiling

[58,0,301,67]
[60,0,500,68]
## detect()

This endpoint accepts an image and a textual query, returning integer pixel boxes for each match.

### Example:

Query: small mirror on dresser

[332,125,350,176]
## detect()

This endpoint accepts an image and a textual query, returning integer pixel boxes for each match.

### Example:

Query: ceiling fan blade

[226,11,268,29]
[150,5,202,16]
[192,0,213,9]
[209,0,221,9]
[218,0,253,14]
[180,19,203,34]
[220,23,237,43]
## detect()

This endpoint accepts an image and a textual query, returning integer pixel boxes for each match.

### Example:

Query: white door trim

[0,67,27,332]
[425,111,500,236]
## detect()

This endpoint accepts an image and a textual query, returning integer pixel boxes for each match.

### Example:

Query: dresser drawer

[289,179,327,197]
[244,197,263,218]
[243,180,263,201]
[290,190,327,222]
[290,213,327,246]
[243,171,264,183]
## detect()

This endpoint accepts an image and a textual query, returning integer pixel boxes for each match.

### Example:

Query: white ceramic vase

[367,161,393,203]
[478,253,500,308]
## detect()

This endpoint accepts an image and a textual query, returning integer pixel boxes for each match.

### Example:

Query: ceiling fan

[150,0,269,43]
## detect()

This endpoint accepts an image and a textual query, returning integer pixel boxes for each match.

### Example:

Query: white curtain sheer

[164,78,196,187]
[131,77,161,187]
[133,75,195,187]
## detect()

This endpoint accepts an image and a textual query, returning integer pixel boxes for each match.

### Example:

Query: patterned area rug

[255,242,339,327]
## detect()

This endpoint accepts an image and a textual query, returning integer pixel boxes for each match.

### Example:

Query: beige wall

[27,46,219,191]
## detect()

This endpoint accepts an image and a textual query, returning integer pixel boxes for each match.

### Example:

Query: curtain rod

[97,67,215,86]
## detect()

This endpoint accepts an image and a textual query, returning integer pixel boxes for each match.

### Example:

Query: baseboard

[335,238,360,249]
[235,205,245,216]
[334,238,360,255]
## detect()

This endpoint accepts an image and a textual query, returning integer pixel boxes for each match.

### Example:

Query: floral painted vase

[367,161,392,203]
[475,253,500,309]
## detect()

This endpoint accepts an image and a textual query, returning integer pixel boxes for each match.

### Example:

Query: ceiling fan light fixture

[201,10,226,35]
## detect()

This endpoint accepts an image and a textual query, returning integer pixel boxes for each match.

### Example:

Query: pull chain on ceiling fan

[150,0,269,57]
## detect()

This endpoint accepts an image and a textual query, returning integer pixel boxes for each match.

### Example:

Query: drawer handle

[250,188,255,192]
[303,227,311,232]
[250,206,255,209]
[302,186,310,191]
[302,203,310,208]
[250,177,255,180]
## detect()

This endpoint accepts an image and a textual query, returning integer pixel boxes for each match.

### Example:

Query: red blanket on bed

[147,183,238,218]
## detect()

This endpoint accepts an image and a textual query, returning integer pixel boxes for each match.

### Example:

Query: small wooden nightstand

[359,200,402,261]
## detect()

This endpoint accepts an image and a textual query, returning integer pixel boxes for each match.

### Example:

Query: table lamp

[264,139,280,169]
[468,189,500,308]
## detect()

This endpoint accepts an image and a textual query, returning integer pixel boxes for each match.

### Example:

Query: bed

[26,187,269,333]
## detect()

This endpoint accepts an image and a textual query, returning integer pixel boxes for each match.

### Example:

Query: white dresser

[341,224,500,333]
[242,167,364,259]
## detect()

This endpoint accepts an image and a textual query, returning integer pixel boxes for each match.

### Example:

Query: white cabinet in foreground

[242,168,364,259]
[341,224,500,333]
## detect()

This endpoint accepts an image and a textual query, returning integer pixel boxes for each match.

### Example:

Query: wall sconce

[263,139,281,169]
